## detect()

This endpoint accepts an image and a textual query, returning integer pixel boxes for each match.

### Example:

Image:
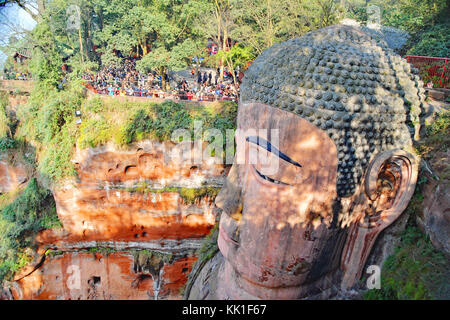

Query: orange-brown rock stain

[12,252,196,300]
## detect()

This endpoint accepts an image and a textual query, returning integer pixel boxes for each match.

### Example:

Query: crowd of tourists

[81,58,239,102]
[175,68,239,101]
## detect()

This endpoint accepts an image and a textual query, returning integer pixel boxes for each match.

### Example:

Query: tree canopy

[0,0,448,85]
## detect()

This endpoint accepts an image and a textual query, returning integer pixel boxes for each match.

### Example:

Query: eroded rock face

[52,141,226,244]
[7,140,228,300]
[421,183,450,255]
[0,160,28,193]
[417,148,450,256]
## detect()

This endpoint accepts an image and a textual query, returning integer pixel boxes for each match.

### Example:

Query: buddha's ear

[363,149,418,229]
[341,149,418,289]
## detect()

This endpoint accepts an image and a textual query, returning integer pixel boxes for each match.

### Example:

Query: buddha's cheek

[240,171,314,234]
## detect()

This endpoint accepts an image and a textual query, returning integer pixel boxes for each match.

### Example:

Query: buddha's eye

[253,165,290,186]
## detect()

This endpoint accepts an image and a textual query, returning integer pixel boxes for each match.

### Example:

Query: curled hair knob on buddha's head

[240,24,424,197]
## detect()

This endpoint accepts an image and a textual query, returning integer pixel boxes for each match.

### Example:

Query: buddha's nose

[215,164,243,220]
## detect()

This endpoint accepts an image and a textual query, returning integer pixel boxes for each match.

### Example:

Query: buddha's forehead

[237,102,337,169]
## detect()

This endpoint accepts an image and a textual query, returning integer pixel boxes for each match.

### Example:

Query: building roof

[14,47,33,58]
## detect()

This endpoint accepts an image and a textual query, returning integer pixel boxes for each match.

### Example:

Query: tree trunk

[221,26,228,81]
[37,0,45,13]
[267,0,273,48]
[215,0,224,82]
[78,27,84,63]
[227,59,236,85]
[16,2,39,22]
[142,41,148,56]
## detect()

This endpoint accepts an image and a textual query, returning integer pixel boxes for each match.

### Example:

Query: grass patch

[78,97,237,149]
[196,222,219,263]
[124,182,221,205]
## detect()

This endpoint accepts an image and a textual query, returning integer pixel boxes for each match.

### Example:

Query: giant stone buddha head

[190,25,422,300]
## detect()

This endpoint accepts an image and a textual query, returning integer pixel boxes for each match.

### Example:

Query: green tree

[131,0,204,89]
[28,19,63,88]
[407,22,450,58]
[215,43,254,83]
[231,0,344,56]
[187,0,236,80]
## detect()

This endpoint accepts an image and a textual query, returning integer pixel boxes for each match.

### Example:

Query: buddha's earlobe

[340,149,418,289]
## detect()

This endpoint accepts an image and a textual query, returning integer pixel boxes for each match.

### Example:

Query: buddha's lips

[219,225,239,247]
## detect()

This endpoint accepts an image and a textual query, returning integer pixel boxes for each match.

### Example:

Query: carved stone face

[214,101,418,299]
[216,102,346,299]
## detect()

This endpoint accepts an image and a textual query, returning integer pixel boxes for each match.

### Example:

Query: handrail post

[438,58,447,88]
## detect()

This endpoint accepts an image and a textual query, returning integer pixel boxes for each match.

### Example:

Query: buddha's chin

[217,258,339,300]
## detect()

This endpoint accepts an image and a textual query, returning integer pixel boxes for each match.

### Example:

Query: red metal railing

[404,55,449,89]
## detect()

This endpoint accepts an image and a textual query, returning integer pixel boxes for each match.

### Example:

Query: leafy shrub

[38,127,77,181]
[125,100,237,145]
[0,92,8,109]
[78,118,113,149]
[0,178,61,284]
[418,111,450,158]
[364,226,449,300]
[427,110,449,136]
[125,109,155,144]
[0,137,17,151]
[28,21,63,89]
[0,93,11,139]
[407,23,450,58]
[151,101,194,140]
[15,81,85,182]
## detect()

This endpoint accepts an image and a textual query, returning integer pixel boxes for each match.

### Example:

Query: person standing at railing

[203,72,208,84]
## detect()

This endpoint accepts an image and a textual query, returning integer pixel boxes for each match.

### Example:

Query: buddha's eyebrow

[246,136,302,168]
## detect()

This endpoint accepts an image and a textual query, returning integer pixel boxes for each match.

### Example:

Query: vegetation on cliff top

[348,0,449,58]
[12,81,236,183]
[0,178,61,284]
[79,96,237,147]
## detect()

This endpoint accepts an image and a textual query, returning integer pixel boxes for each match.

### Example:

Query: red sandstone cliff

[3,140,228,300]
